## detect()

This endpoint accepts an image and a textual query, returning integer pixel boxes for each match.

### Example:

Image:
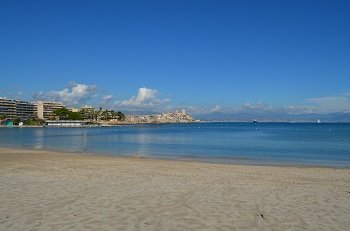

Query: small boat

[316,119,321,124]
[253,120,258,123]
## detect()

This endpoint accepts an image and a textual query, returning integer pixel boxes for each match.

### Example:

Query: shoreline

[2,145,350,172]
[1,121,350,129]
[1,145,349,169]
[1,147,350,230]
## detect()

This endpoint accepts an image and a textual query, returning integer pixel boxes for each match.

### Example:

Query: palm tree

[101,110,109,121]
[117,111,125,121]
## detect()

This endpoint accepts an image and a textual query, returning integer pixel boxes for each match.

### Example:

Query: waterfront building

[80,105,93,111]
[37,101,64,120]
[15,100,37,120]
[45,120,88,127]
[0,98,37,120]
[68,107,79,113]
[0,98,16,119]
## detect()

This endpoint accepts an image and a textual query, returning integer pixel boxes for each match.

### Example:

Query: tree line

[0,107,126,125]
[52,107,125,121]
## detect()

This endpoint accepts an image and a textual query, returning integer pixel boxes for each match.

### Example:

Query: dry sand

[0,147,349,231]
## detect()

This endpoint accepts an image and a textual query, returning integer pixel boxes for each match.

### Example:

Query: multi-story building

[0,98,17,119]
[15,100,37,120]
[68,107,79,113]
[37,101,64,120]
[0,98,38,120]
[79,105,94,120]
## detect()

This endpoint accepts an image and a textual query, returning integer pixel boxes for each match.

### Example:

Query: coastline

[0,145,350,170]
[1,147,350,230]
[2,145,350,169]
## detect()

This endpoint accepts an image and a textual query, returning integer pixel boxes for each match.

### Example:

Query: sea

[1,122,350,167]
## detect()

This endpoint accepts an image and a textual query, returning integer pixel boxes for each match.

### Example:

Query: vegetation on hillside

[53,108,83,120]
[97,109,125,121]
[53,107,125,121]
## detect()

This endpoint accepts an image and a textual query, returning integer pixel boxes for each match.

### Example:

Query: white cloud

[102,95,113,100]
[170,104,222,115]
[101,94,114,104]
[306,94,350,113]
[242,102,272,111]
[236,102,315,115]
[211,105,221,113]
[284,105,315,114]
[33,82,98,105]
[100,95,114,107]
[233,92,350,115]
[119,87,170,109]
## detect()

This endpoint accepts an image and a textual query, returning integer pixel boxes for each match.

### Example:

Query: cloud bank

[31,82,350,121]
[306,93,350,113]
[33,82,98,106]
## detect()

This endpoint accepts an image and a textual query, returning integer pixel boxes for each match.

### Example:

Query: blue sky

[1,0,350,116]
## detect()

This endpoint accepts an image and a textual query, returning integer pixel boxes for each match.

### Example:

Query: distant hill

[194,111,350,122]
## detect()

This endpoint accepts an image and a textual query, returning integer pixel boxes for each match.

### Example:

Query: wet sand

[0,147,349,230]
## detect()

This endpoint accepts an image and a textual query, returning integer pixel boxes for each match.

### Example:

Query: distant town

[0,97,196,127]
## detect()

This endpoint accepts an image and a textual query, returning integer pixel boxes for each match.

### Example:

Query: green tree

[53,108,71,120]
[68,112,83,120]
[13,117,21,125]
[101,110,109,121]
[0,115,5,121]
[91,110,98,121]
[117,111,125,121]
[24,119,45,126]
[53,108,83,120]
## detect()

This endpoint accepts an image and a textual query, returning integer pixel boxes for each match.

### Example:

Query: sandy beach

[0,148,349,230]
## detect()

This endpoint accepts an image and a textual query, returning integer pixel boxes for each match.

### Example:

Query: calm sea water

[1,123,350,167]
